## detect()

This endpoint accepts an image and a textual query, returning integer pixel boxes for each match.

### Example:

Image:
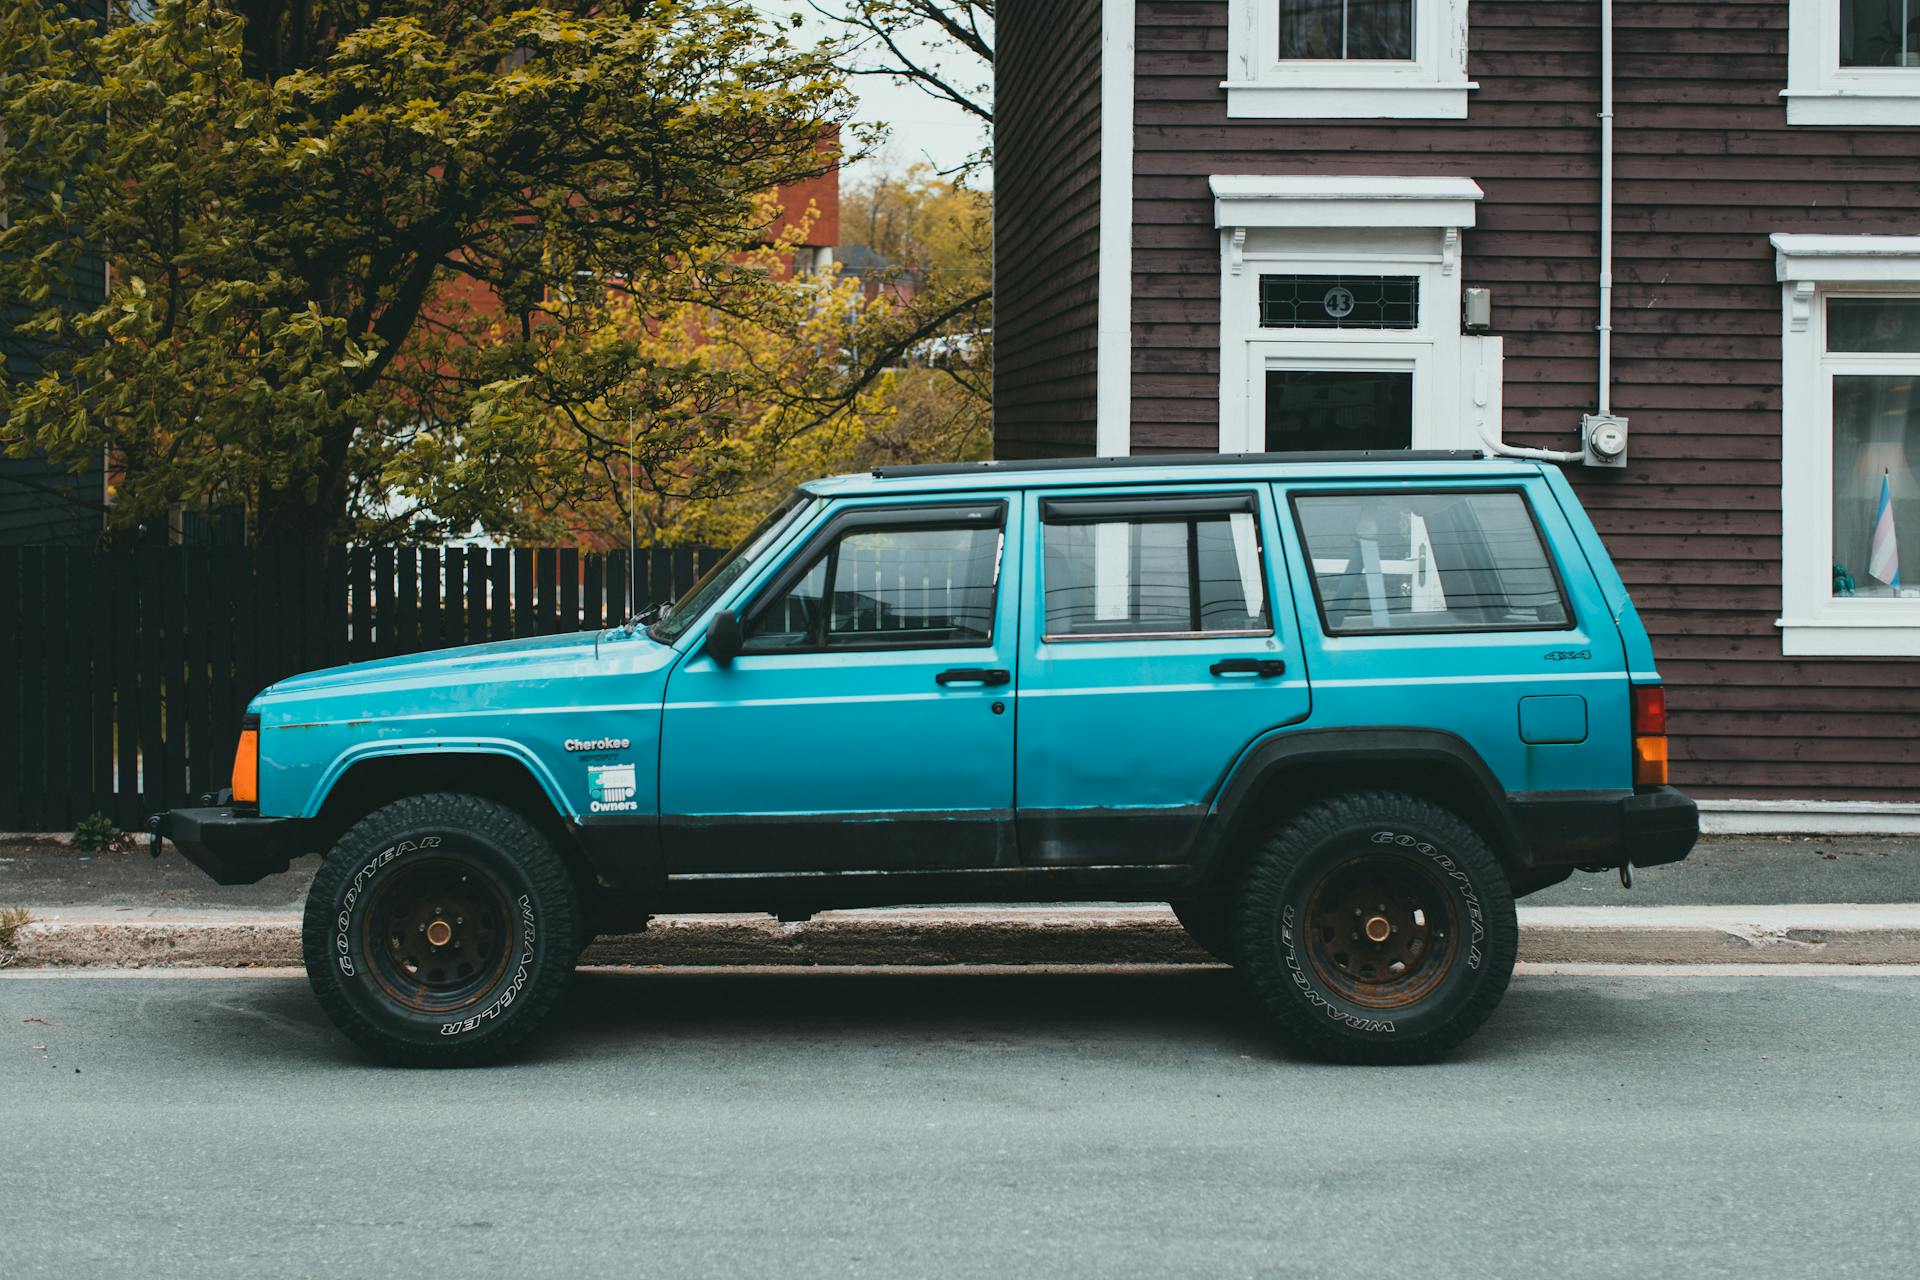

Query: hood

[254,627,676,722]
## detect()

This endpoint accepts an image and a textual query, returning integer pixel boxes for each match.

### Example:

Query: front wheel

[1233,790,1518,1065]
[301,793,581,1066]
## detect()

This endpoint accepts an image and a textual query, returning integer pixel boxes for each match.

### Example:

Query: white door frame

[1211,176,1486,456]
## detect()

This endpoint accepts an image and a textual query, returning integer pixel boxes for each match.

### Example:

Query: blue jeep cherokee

[154,451,1698,1065]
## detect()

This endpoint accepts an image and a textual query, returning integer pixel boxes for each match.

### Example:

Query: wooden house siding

[994,0,1106,457]
[1121,0,1920,799]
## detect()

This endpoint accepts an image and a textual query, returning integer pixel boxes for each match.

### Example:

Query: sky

[763,3,993,188]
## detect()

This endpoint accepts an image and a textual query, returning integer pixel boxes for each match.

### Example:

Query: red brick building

[995,0,1920,819]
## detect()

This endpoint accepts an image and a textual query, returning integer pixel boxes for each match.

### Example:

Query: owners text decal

[587,762,639,814]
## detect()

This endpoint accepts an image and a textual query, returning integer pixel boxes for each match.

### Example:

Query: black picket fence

[0,544,719,832]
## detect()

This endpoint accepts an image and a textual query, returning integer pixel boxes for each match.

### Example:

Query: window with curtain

[1278,0,1414,60]
[1828,298,1920,600]
[1841,0,1920,66]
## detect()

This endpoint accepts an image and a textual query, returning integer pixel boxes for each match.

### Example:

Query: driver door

[659,497,1020,873]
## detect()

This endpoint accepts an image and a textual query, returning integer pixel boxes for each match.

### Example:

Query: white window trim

[1773,233,1920,656]
[1784,0,1920,126]
[1222,0,1475,119]
[1095,0,1136,456]
[1213,176,1493,455]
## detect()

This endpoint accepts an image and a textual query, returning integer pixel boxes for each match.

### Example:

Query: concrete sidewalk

[4,833,1919,969]
[9,902,1920,969]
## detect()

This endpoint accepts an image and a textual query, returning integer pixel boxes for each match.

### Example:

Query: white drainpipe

[1480,0,1620,467]
[1597,0,1615,418]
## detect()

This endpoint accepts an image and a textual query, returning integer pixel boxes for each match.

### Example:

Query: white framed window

[1223,0,1474,119]
[1212,177,1497,456]
[1785,0,1920,125]
[1774,234,1920,656]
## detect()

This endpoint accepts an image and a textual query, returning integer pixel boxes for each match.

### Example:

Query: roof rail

[870,450,1485,480]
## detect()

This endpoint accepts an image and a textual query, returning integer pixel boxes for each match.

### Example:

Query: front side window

[1827,299,1920,601]
[1043,498,1271,640]
[1279,0,1414,60]
[1293,490,1570,635]
[744,516,1002,651]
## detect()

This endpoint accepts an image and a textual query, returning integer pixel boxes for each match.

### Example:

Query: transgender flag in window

[1869,469,1901,590]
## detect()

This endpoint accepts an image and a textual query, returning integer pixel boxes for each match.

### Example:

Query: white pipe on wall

[1478,2,1615,467]
[1597,0,1615,417]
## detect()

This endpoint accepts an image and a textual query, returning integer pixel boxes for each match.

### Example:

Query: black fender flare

[1186,726,1530,883]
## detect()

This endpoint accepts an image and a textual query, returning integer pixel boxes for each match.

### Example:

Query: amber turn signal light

[231,714,260,804]
[1633,735,1669,787]
[1630,685,1668,786]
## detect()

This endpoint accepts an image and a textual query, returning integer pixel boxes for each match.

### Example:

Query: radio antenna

[626,406,639,624]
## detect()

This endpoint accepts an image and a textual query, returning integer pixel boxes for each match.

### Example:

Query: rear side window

[1292,489,1571,635]
[1041,494,1270,640]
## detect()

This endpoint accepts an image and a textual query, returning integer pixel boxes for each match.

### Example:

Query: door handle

[1210,658,1286,678]
[936,667,1011,687]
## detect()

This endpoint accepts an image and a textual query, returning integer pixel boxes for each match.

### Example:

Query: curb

[8,904,1920,970]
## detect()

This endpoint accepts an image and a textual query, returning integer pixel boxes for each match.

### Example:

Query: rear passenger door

[1014,487,1311,865]
[1277,479,1631,793]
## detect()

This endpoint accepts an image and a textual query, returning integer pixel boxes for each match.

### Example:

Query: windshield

[646,489,821,643]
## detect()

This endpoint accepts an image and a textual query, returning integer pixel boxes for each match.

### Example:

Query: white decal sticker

[587,762,640,814]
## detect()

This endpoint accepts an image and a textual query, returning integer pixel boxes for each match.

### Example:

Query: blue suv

[154,451,1698,1065]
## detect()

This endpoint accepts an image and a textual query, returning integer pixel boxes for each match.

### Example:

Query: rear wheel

[301,793,581,1066]
[1233,790,1518,1064]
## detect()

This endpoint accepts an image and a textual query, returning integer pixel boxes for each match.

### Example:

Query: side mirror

[705,608,743,664]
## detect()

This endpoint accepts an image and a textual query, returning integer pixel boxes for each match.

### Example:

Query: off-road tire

[1233,790,1519,1065]
[1170,897,1235,963]
[301,793,581,1066]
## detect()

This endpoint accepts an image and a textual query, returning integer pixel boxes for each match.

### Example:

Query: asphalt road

[3,966,1918,1278]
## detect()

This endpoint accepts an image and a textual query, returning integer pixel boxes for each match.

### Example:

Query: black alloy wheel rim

[1300,853,1460,1010]
[361,854,516,1015]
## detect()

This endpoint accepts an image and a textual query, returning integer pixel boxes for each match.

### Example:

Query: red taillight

[1631,685,1668,786]
[1631,685,1667,736]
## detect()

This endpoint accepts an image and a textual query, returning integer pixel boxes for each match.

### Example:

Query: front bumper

[1509,785,1700,872]
[148,806,310,885]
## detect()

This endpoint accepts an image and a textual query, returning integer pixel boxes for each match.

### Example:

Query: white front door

[1217,229,1491,455]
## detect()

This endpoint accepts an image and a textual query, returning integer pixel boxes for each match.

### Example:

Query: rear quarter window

[1291,489,1572,636]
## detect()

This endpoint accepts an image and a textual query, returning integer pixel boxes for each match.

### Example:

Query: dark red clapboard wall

[995,0,1107,457]
[1117,0,1920,799]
